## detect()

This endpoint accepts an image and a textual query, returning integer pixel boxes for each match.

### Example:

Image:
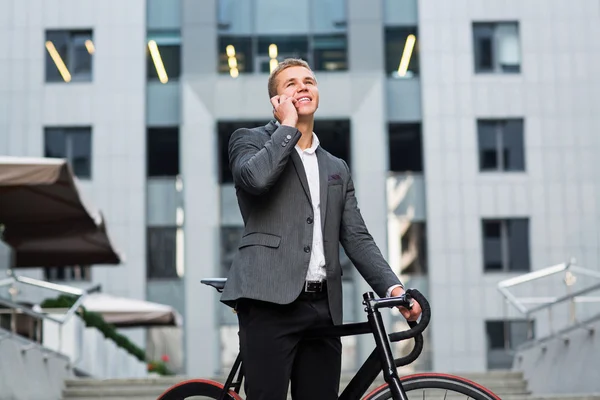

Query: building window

[218,37,254,76]
[400,222,427,275]
[44,127,92,179]
[218,121,268,184]
[217,0,347,75]
[482,219,530,272]
[45,30,94,83]
[388,123,423,172]
[147,227,182,279]
[486,320,532,369]
[385,27,419,78]
[218,119,351,184]
[147,31,181,83]
[147,127,179,177]
[473,22,521,74]
[477,119,525,172]
[43,266,91,282]
[218,35,348,76]
[221,226,244,276]
[314,119,351,167]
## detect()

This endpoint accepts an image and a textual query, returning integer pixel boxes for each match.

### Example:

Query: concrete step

[61,372,600,400]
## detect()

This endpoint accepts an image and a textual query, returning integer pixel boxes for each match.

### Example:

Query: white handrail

[0,269,100,360]
[497,258,600,347]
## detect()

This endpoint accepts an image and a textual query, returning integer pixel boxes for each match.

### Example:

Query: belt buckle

[304,280,322,293]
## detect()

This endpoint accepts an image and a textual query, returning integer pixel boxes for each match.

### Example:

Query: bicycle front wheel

[156,379,243,400]
[364,373,501,400]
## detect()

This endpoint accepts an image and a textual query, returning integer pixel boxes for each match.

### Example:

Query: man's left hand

[390,286,422,322]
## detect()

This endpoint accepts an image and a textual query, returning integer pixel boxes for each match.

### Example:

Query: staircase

[62,371,600,399]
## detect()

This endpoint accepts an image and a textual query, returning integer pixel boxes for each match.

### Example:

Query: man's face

[276,66,319,117]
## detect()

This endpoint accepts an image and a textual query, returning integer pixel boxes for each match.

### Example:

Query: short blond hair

[267,58,316,99]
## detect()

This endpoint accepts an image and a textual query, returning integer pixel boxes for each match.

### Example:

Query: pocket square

[328,173,342,181]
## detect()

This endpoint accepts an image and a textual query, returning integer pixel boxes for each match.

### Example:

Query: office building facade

[0,0,598,377]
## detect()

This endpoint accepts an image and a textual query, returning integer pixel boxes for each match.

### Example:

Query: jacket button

[306,217,313,224]
[304,246,311,253]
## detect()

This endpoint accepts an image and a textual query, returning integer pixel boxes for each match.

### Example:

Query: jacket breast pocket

[238,232,281,249]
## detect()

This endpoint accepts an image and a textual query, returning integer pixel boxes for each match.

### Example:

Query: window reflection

[313,35,348,71]
[218,35,347,75]
[218,37,253,76]
[45,30,93,83]
[385,27,419,78]
[147,31,181,83]
[477,119,525,172]
[473,22,521,74]
[257,36,309,73]
[217,0,348,75]
[44,127,92,178]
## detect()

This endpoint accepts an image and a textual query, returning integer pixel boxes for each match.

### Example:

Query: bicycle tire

[156,378,243,400]
[363,373,501,400]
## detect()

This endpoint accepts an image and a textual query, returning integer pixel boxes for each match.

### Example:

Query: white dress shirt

[295,133,327,282]
[280,123,402,295]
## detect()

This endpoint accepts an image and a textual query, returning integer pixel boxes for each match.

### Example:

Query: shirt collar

[274,121,320,154]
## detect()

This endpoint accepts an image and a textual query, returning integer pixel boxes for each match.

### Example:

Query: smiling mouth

[297,97,311,103]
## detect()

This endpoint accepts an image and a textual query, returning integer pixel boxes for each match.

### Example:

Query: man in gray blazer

[221,58,422,400]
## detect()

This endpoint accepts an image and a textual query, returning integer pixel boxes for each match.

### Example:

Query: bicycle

[158,278,501,400]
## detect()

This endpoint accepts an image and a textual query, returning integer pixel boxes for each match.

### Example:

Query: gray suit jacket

[221,121,402,325]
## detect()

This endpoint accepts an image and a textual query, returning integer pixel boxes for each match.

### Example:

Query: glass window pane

[147,31,181,81]
[257,36,309,73]
[147,227,178,279]
[400,222,428,275]
[313,35,347,71]
[45,31,69,82]
[384,0,418,26]
[68,129,92,178]
[502,119,525,171]
[496,23,520,73]
[44,128,66,158]
[147,128,180,177]
[509,320,531,347]
[507,219,530,272]
[385,27,419,78]
[314,120,351,168]
[483,220,503,271]
[217,0,253,35]
[478,121,498,170]
[388,123,423,172]
[218,121,269,183]
[218,36,254,74]
[254,0,310,35]
[311,0,346,34]
[70,32,93,78]
[486,321,505,349]
[473,24,494,72]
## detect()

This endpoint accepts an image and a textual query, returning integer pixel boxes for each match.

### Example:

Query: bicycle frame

[217,291,415,400]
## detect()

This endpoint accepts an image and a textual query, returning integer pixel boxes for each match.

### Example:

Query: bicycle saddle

[201,278,227,292]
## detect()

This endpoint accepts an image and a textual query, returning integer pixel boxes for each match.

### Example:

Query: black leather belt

[303,280,327,293]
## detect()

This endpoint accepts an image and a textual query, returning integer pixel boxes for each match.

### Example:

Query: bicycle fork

[363,292,409,400]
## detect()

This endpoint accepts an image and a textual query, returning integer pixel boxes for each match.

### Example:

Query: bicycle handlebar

[376,288,431,367]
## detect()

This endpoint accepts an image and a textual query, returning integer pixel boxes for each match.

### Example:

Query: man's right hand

[271,95,298,127]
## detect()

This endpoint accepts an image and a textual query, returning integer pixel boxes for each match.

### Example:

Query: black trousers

[236,291,342,400]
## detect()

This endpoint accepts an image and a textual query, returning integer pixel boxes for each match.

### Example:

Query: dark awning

[0,156,123,268]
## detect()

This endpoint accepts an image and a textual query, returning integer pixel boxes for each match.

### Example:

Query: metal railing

[497,258,600,349]
[0,269,100,358]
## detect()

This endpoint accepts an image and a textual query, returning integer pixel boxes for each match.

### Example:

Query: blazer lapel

[291,152,312,204]
[316,148,329,233]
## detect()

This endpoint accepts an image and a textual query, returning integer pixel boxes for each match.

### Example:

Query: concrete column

[347,0,391,366]
[181,0,221,377]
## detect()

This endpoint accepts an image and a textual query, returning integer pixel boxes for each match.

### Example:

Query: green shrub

[40,295,148,363]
